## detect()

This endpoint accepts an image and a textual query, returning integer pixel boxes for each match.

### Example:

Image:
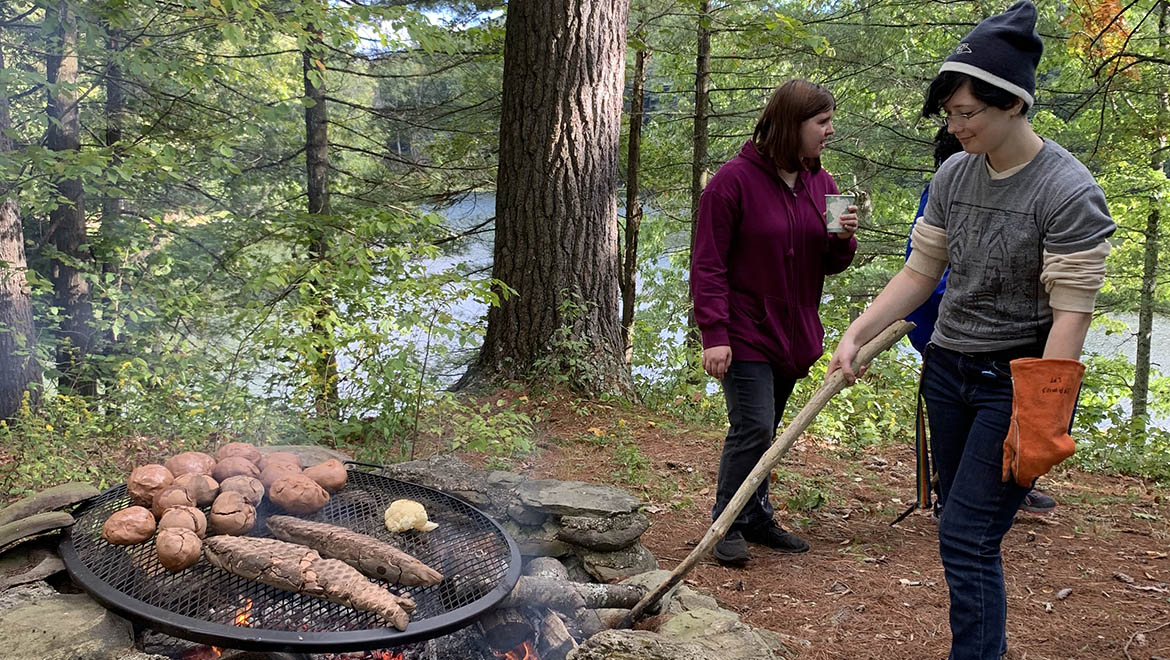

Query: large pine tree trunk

[620,46,650,365]
[686,0,711,360]
[468,0,632,395]
[1132,1,1168,426]
[0,49,42,419]
[45,0,95,397]
[304,36,339,418]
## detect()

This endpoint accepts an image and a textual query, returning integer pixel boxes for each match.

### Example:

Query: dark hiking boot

[1020,490,1056,514]
[713,529,751,565]
[743,521,809,553]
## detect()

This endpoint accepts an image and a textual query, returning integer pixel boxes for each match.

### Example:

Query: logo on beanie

[954,42,972,55]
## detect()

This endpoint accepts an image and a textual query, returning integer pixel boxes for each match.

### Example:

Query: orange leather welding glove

[1002,358,1085,488]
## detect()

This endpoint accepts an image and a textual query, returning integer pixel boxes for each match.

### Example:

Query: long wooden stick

[618,320,913,629]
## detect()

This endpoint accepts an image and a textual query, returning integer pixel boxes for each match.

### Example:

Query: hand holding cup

[825,193,859,239]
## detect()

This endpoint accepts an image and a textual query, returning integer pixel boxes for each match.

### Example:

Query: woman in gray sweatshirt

[827,3,1115,659]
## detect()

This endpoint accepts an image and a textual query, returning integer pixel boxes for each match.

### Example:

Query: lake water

[1084,312,1170,371]
[387,193,1169,426]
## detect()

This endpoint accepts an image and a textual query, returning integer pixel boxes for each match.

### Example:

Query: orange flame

[376,652,403,660]
[494,639,538,660]
[182,646,222,660]
[192,597,252,658]
[234,598,254,627]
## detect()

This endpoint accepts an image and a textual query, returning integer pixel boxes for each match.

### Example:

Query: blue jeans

[923,344,1033,660]
[713,360,798,531]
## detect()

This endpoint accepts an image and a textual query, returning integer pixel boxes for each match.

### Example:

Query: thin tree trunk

[466,0,633,396]
[686,0,711,357]
[98,23,125,400]
[0,49,42,419]
[620,46,650,365]
[304,33,339,419]
[45,0,95,397]
[1132,0,1168,426]
[101,26,124,277]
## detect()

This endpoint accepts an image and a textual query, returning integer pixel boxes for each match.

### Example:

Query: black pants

[712,360,798,531]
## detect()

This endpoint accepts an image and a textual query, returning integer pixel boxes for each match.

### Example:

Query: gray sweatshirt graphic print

[920,139,1115,353]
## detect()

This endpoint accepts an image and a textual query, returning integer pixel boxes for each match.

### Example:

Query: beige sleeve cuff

[1042,242,1110,313]
[906,220,949,279]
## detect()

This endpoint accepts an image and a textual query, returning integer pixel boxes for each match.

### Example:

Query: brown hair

[752,79,835,173]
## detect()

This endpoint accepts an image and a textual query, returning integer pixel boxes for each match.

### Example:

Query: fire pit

[59,463,521,653]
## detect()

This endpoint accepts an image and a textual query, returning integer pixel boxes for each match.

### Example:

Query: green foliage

[2,0,1168,496]
[786,484,829,513]
[612,439,651,484]
[530,291,617,394]
[1070,347,1170,480]
[0,392,121,498]
[441,396,536,458]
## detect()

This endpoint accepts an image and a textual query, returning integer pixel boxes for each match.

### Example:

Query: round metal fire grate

[60,465,521,652]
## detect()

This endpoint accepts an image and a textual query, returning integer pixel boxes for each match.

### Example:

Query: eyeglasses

[935,105,989,128]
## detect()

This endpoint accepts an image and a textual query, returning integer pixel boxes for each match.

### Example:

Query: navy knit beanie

[939,1,1043,107]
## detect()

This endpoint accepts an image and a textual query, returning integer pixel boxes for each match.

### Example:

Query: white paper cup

[825,194,854,233]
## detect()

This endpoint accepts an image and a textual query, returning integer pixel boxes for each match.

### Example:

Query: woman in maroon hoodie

[691,79,858,565]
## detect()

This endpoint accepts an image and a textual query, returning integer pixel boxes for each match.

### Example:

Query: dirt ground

[452,395,1170,660]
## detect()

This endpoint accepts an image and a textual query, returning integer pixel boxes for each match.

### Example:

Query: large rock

[0,482,99,526]
[621,570,720,615]
[0,539,65,590]
[507,502,548,526]
[516,480,642,517]
[382,456,518,517]
[0,581,56,614]
[560,554,596,583]
[579,542,658,582]
[658,608,798,659]
[485,470,525,488]
[568,608,799,660]
[558,512,649,551]
[568,630,713,660]
[0,591,135,660]
[501,520,572,557]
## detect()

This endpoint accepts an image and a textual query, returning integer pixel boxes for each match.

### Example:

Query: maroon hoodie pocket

[762,297,825,376]
[729,290,766,324]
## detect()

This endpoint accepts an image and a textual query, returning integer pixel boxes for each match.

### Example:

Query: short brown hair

[752,80,835,173]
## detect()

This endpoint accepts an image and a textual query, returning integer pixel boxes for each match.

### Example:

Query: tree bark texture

[620,47,650,365]
[686,0,711,353]
[45,0,95,396]
[1132,1,1168,425]
[500,576,646,611]
[472,0,633,395]
[538,609,578,660]
[304,36,339,418]
[480,607,531,651]
[97,24,126,389]
[101,25,124,274]
[0,49,42,419]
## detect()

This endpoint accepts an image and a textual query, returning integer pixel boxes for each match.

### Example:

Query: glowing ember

[317,652,404,660]
[179,646,222,660]
[233,598,254,627]
[495,639,538,660]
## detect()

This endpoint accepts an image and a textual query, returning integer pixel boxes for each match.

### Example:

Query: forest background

[1,0,1168,500]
